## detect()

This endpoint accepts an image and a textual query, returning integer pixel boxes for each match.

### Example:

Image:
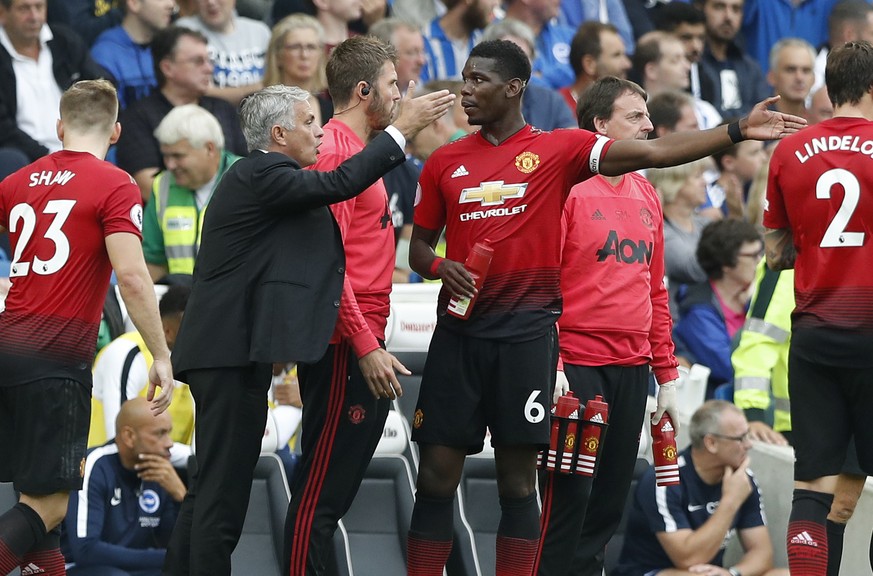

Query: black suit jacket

[172,131,405,377]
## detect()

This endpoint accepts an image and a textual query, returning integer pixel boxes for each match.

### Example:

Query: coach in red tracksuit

[534,77,680,576]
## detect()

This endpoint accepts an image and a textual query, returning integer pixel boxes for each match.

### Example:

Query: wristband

[728,121,745,144]
[429,257,445,277]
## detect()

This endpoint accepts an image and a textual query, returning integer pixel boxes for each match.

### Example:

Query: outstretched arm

[600,96,806,176]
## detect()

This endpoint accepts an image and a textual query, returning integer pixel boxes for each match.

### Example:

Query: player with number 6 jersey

[406,40,806,576]
[765,40,873,576]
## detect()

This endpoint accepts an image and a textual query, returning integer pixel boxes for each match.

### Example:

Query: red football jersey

[559,173,678,384]
[0,150,143,384]
[765,117,873,356]
[415,126,612,339]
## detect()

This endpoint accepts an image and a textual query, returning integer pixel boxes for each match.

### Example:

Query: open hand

[393,81,456,139]
[744,95,807,141]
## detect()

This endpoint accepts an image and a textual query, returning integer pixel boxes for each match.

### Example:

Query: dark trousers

[537,364,649,576]
[163,363,271,576]
[283,341,390,576]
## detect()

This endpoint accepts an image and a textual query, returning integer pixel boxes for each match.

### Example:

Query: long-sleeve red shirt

[558,173,679,384]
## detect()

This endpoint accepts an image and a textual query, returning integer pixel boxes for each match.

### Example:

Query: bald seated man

[62,398,186,576]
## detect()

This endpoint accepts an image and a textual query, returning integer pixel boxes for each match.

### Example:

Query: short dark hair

[647,90,694,135]
[569,22,618,77]
[576,76,647,131]
[654,2,705,31]
[632,31,668,80]
[151,26,208,89]
[829,0,873,41]
[327,36,397,108]
[468,39,532,85]
[697,219,762,280]
[159,285,191,318]
[826,40,873,107]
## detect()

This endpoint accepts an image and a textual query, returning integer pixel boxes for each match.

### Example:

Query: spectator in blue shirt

[91,0,175,110]
[481,18,576,130]
[742,0,842,75]
[502,0,575,89]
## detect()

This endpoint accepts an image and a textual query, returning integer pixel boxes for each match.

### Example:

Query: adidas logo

[20,563,45,575]
[790,531,819,547]
[589,413,604,423]
[451,165,469,178]
[661,421,674,433]
[591,209,606,220]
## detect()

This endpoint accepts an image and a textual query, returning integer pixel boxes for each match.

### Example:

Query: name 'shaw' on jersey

[595,230,653,264]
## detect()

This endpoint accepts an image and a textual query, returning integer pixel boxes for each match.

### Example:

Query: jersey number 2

[817,168,865,248]
[9,200,76,277]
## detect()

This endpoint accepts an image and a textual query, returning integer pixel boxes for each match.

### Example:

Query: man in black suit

[162,83,454,576]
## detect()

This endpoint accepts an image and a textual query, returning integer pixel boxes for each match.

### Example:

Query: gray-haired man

[163,83,454,576]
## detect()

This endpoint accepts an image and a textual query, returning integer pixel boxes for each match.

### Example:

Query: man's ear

[506,78,526,98]
[581,54,597,78]
[159,57,173,83]
[593,116,609,136]
[119,425,136,449]
[110,122,122,145]
[270,124,285,147]
[644,61,657,84]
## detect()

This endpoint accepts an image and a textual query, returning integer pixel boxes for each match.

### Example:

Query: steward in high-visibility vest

[731,259,794,433]
[142,149,240,278]
[143,104,242,281]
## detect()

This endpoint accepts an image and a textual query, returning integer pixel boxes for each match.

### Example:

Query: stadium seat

[333,411,417,575]
[0,483,20,576]
[456,455,500,576]
[231,453,291,576]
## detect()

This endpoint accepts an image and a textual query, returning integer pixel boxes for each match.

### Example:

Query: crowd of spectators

[0,0,871,572]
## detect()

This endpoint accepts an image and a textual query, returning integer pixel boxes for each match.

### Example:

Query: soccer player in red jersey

[0,80,173,576]
[406,39,806,576]
[765,40,873,576]
[285,37,448,575]
[534,76,682,576]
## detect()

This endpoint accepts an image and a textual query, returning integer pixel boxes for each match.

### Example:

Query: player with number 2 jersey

[765,41,873,576]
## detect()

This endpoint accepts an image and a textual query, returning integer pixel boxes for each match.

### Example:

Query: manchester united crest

[348,404,366,424]
[515,151,540,174]
[584,436,599,453]
[564,432,576,450]
[662,444,677,461]
[413,409,424,429]
[640,207,653,229]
